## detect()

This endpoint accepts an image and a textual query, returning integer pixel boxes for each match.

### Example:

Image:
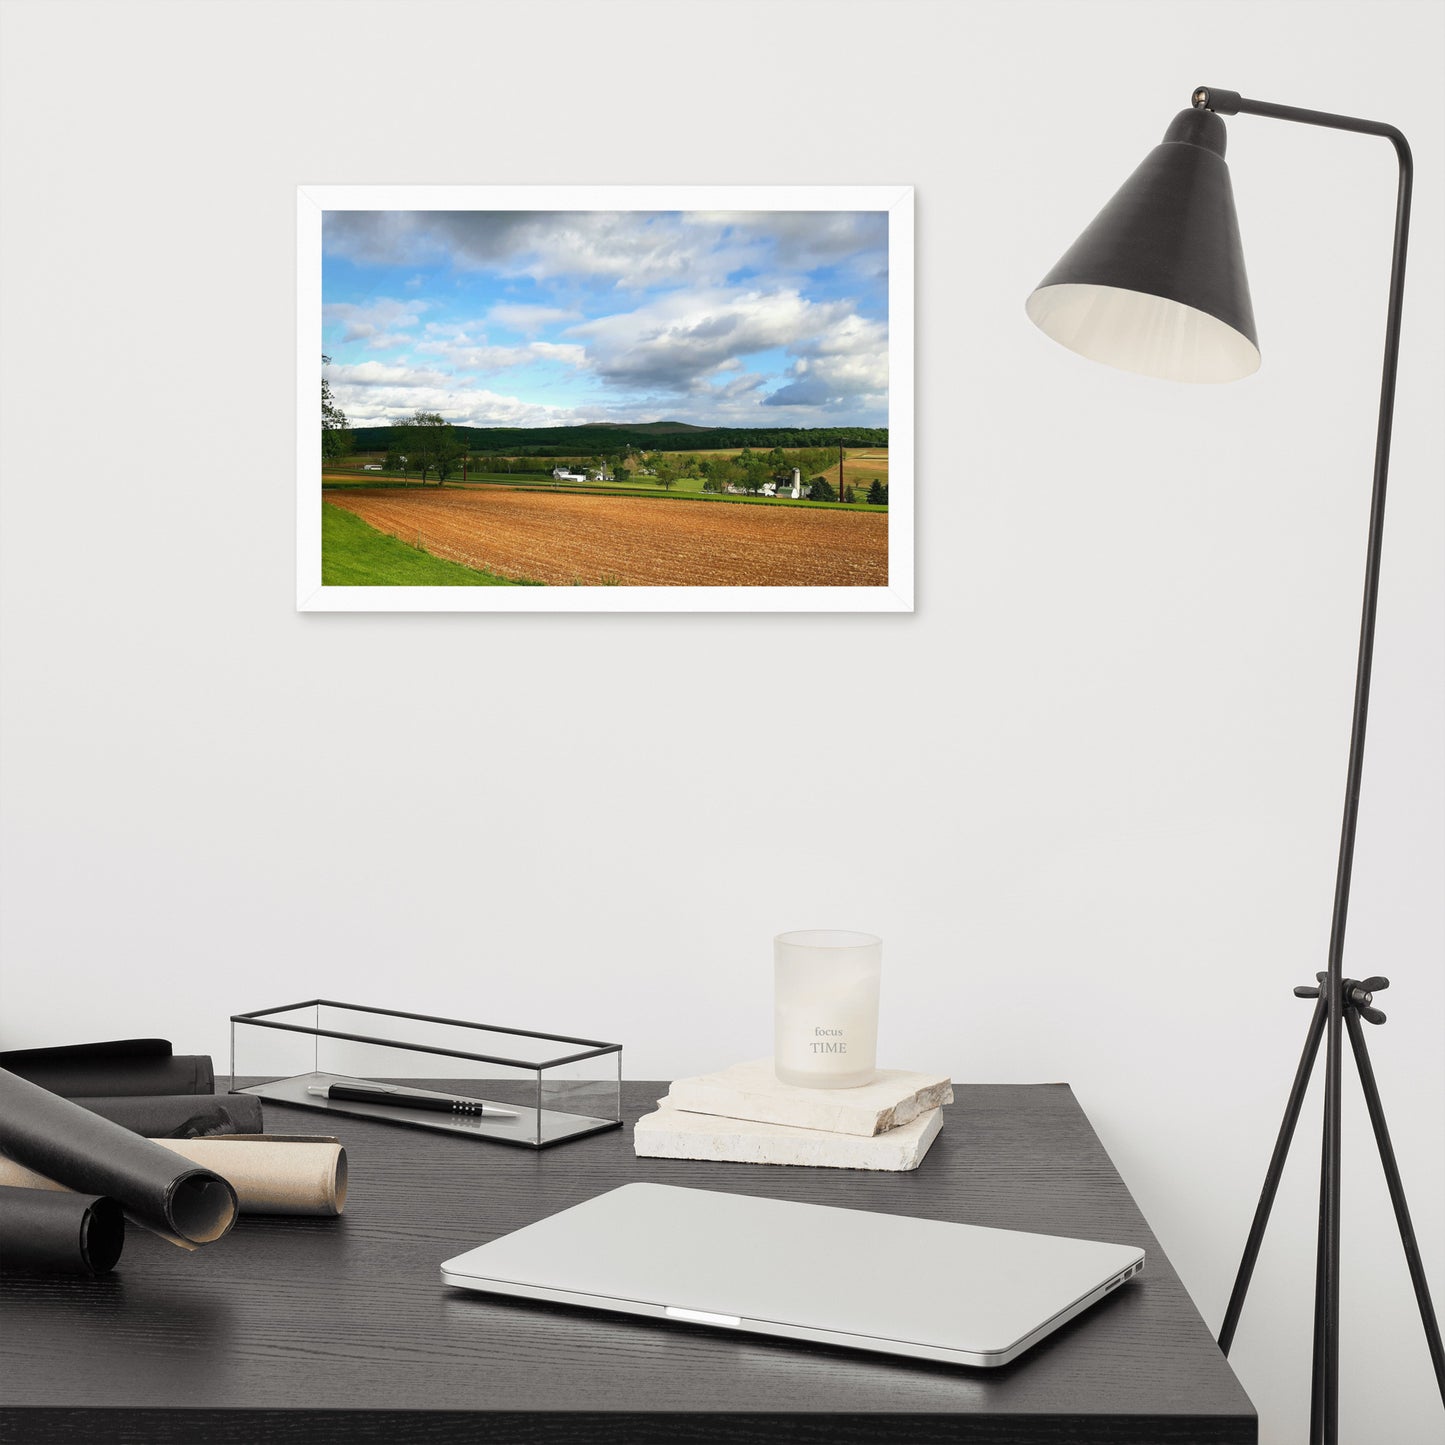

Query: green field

[321,501,528,586]
[325,451,887,504]
[322,474,885,512]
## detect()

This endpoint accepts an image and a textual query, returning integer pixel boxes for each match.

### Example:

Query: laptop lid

[440,1182,1145,1367]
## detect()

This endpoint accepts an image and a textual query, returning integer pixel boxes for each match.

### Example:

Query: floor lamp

[1024,87,1442,1445]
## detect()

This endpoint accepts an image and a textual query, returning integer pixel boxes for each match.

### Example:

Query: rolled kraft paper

[74,1094,265,1139]
[0,1137,348,1218]
[154,1137,348,1216]
[0,1069,237,1249]
[0,1040,213,1097]
[0,1186,125,1276]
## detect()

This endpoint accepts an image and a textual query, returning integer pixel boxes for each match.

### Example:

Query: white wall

[1,2,1440,1440]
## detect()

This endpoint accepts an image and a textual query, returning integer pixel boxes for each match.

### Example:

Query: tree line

[343,421,888,455]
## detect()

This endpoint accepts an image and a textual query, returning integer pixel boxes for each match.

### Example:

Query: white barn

[760,468,803,499]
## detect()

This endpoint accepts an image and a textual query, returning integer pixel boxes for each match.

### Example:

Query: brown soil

[324,487,888,587]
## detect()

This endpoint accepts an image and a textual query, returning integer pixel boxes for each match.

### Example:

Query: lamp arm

[1194,85,1415,1445]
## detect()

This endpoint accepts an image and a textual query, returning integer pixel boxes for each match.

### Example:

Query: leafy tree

[843,485,856,504]
[435,435,464,484]
[321,355,349,463]
[390,419,416,480]
[740,453,771,494]
[384,446,409,481]
[867,479,884,505]
[654,457,678,491]
[613,463,630,483]
[700,456,736,493]
[405,411,462,485]
[809,475,835,502]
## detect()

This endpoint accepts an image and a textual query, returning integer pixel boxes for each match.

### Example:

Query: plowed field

[323,488,888,587]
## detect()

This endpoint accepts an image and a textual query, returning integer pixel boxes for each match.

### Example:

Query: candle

[773,930,882,1090]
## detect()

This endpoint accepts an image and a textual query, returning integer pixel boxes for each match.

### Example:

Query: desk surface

[0,1081,1255,1444]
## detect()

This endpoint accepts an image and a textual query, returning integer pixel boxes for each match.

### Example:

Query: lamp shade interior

[1027,107,1259,385]
[1026,281,1260,383]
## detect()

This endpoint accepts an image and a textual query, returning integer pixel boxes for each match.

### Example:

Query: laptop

[440,1182,1145,1367]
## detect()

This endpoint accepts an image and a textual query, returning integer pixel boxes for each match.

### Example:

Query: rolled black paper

[0,1069,237,1248]
[0,1040,213,1097]
[1,1038,169,1062]
[73,1094,265,1139]
[0,1185,125,1275]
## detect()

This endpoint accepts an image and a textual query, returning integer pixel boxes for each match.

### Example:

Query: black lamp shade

[1027,109,1259,383]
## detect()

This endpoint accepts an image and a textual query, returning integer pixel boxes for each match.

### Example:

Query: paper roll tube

[0,1040,214,1097]
[153,1137,348,1216]
[0,1185,125,1276]
[73,1094,265,1138]
[0,1069,236,1249]
[0,1137,348,1218]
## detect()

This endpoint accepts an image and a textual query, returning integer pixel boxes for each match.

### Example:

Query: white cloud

[323,211,824,290]
[566,287,886,410]
[763,311,889,409]
[763,358,887,410]
[330,360,451,388]
[486,302,581,336]
[415,326,587,373]
[322,297,426,349]
[330,376,588,429]
[568,288,833,388]
[684,210,887,275]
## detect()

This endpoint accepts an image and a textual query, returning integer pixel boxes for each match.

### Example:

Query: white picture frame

[298,185,912,612]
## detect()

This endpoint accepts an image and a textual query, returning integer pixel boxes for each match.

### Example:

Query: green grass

[456,471,709,493]
[321,501,531,586]
[621,473,708,494]
[322,476,886,511]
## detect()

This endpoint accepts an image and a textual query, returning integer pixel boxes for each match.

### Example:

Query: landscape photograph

[302,191,910,606]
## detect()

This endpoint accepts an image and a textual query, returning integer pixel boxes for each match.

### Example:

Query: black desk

[0,1082,1255,1443]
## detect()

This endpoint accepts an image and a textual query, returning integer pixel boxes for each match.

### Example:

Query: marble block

[634,1098,943,1171]
[666,1058,953,1137]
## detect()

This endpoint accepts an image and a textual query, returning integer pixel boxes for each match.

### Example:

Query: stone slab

[666,1057,953,1136]
[634,1097,944,1171]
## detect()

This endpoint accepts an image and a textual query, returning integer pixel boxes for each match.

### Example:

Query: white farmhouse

[551,467,589,483]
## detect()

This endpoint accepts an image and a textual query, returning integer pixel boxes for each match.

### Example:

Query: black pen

[307,1079,517,1118]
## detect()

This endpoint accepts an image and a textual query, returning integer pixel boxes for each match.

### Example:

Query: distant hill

[589,419,711,434]
[344,420,887,456]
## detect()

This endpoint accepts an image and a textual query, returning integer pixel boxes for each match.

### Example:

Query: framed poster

[298,186,912,611]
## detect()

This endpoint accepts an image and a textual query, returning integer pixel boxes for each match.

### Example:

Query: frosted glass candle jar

[773,930,882,1089]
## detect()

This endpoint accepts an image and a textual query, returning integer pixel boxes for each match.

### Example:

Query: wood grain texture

[0,1082,1256,1444]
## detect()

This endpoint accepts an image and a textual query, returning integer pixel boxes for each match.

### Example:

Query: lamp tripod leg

[1219,991,1329,1355]
[1344,1009,1445,1400]
[1311,1092,1331,1445]
[1319,978,1344,1445]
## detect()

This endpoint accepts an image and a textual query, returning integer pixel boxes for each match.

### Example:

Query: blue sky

[321,210,889,430]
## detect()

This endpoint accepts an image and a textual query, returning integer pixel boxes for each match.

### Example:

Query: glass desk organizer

[230,1000,622,1148]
